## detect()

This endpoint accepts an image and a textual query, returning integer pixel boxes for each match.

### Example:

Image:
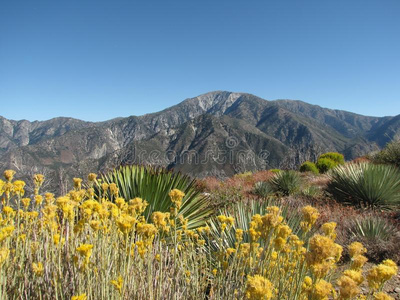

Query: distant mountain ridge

[1,91,399,193]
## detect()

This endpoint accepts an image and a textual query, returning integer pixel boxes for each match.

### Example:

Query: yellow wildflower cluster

[300,205,319,232]
[248,206,283,242]
[0,170,397,299]
[3,170,16,182]
[306,234,343,278]
[337,269,364,299]
[349,242,369,270]
[169,188,185,210]
[367,259,398,291]
[32,262,44,276]
[245,275,274,300]
[217,214,235,231]
[152,211,170,232]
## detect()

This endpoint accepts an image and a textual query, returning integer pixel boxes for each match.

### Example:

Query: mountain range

[1,91,399,193]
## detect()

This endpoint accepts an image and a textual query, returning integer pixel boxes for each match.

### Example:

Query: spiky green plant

[349,215,398,240]
[252,181,274,198]
[327,163,400,209]
[96,165,213,229]
[269,170,302,196]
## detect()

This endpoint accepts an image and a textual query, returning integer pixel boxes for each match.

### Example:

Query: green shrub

[327,163,400,209]
[269,170,302,196]
[269,169,281,173]
[299,161,319,174]
[319,152,345,165]
[96,165,213,229]
[316,158,337,173]
[372,140,400,168]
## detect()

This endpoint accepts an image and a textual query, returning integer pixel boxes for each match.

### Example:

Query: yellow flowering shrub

[0,170,397,299]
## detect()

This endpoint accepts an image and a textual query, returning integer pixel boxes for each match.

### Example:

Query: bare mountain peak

[190,91,242,115]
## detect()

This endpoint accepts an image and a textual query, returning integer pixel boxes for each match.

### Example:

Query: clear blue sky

[1,0,399,121]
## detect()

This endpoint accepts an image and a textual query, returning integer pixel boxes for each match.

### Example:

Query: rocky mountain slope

[1,91,399,192]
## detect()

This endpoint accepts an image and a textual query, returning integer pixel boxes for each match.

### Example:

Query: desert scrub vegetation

[371,139,400,168]
[0,169,398,299]
[198,170,274,207]
[326,163,400,209]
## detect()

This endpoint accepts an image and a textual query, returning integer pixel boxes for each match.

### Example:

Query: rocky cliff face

[1,91,398,193]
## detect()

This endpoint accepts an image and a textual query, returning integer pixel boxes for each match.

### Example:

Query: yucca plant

[349,215,398,240]
[269,170,302,196]
[252,181,274,198]
[346,215,400,262]
[96,165,213,229]
[327,163,400,209]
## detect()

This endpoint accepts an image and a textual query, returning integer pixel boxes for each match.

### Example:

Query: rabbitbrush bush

[0,169,398,299]
[299,161,319,175]
[316,158,337,174]
[316,152,345,174]
[327,163,400,209]
[318,152,345,165]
